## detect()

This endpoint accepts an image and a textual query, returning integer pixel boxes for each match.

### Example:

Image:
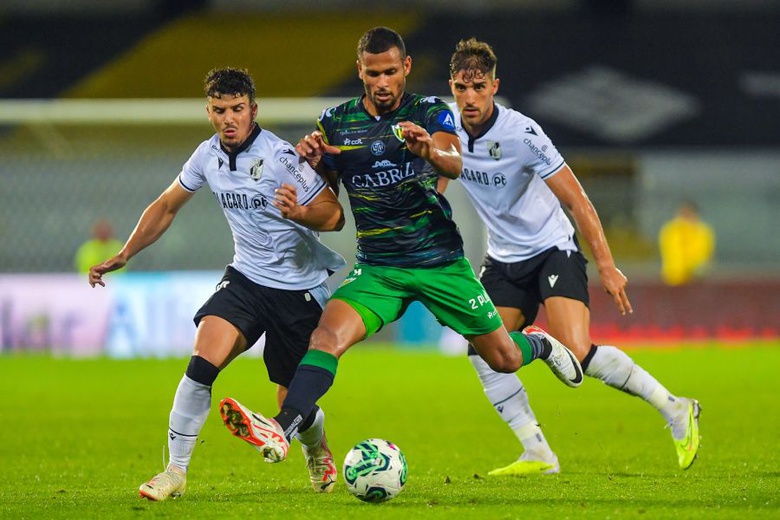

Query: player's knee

[308,325,341,355]
[484,351,521,373]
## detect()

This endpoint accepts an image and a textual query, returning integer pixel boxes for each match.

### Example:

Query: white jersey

[450,102,577,263]
[178,125,345,290]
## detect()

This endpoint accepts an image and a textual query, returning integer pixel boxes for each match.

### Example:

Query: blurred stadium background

[1,0,778,354]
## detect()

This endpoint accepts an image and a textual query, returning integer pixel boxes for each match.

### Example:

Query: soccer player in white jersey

[442,39,701,474]
[88,68,347,500]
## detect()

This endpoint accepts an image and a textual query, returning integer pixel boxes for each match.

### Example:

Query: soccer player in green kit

[217,27,583,467]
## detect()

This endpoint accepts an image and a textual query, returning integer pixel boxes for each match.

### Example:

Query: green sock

[509,331,533,367]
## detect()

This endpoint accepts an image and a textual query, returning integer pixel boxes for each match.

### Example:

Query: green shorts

[331,257,503,339]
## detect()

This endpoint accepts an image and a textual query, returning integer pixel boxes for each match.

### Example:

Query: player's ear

[356,59,363,80]
[493,77,500,94]
[404,55,412,77]
[251,102,258,119]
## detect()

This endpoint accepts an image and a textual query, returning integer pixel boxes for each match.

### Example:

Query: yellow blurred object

[658,202,715,286]
[74,219,124,274]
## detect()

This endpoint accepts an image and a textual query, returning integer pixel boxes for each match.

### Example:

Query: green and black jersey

[317,92,464,267]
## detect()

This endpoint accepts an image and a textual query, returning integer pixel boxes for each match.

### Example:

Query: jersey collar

[221,123,262,171]
[462,102,499,152]
[359,91,411,119]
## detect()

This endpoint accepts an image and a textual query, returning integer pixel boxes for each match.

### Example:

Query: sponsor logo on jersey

[344,137,364,146]
[420,96,439,104]
[523,138,553,166]
[370,140,386,156]
[249,158,264,181]
[372,160,396,169]
[391,124,405,142]
[462,168,490,185]
[487,141,501,160]
[218,157,224,169]
[437,111,456,131]
[462,168,506,188]
[279,155,311,192]
[492,173,506,186]
[524,125,538,136]
[215,280,230,291]
[351,162,415,188]
[215,191,252,210]
[548,274,559,288]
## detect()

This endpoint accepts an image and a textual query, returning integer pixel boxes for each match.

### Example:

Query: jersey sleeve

[420,96,457,136]
[520,118,565,180]
[273,143,328,206]
[178,141,209,192]
[316,105,340,173]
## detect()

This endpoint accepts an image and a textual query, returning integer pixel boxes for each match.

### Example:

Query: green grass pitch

[1,342,778,519]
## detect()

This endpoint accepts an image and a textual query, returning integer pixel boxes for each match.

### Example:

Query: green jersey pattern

[317,92,464,267]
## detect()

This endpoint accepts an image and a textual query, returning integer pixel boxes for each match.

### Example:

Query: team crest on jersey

[391,124,405,142]
[370,140,386,156]
[249,158,264,181]
[487,141,502,160]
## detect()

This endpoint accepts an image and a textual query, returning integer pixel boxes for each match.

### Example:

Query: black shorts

[479,248,589,328]
[194,266,324,387]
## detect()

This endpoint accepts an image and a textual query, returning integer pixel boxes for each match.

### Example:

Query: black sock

[275,365,334,440]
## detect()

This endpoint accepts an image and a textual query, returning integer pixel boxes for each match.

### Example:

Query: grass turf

[0,343,778,519]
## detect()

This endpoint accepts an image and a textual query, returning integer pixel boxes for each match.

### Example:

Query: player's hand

[296,131,341,170]
[600,265,633,316]
[274,183,303,220]
[397,121,433,160]
[88,256,127,288]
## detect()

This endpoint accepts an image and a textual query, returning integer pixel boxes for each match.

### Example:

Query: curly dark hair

[203,67,256,102]
[449,38,497,81]
[357,26,406,59]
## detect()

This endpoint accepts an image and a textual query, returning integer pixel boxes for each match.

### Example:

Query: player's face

[207,93,258,152]
[449,70,499,135]
[357,47,411,116]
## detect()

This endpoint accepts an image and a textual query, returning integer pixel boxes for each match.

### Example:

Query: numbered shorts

[479,248,590,327]
[194,266,330,387]
[331,257,504,338]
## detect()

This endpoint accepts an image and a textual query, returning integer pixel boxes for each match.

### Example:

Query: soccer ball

[343,438,407,503]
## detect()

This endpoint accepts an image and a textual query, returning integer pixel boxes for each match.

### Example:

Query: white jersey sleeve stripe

[539,159,566,180]
[178,174,199,193]
[296,180,327,207]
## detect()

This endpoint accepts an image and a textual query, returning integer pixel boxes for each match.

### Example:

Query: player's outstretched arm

[296,131,342,194]
[397,122,462,179]
[546,165,633,316]
[88,180,193,288]
[296,131,341,172]
[274,183,345,232]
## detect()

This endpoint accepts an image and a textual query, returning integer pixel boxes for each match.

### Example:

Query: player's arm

[296,130,342,195]
[545,165,633,315]
[437,176,451,193]
[397,122,462,179]
[88,180,194,287]
[274,183,345,232]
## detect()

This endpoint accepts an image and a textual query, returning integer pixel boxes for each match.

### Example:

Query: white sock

[469,354,554,460]
[584,345,687,426]
[296,407,325,448]
[167,375,211,472]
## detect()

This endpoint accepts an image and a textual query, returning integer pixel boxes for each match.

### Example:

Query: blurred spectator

[74,219,124,274]
[658,201,715,286]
